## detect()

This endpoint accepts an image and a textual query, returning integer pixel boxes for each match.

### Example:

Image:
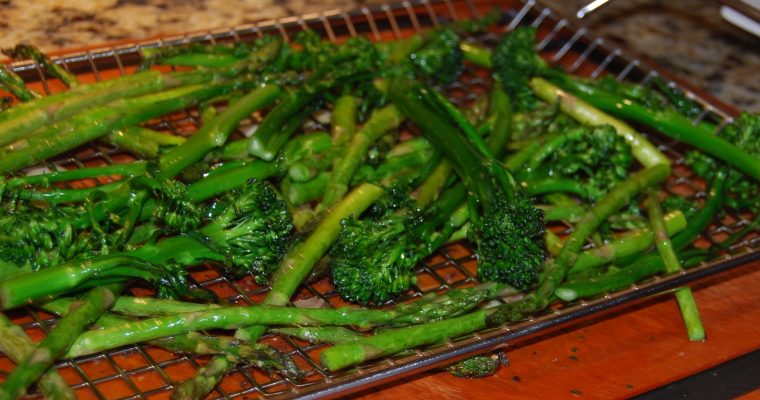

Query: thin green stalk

[159,84,281,177]
[6,162,147,187]
[0,284,120,400]
[317,105,404,211]
[460,42,492,68]
[272,327,365,344]
[0,255,193,310]
[0,65,40,101]
[66,304,419,358]
[39,299,301,379]
[530,77,669,168]
[331,94,358,147]
[555,249,710,301]
[415,160,453,207]
[537,204,586,222]
[0,313,75,400]
[321,310,488,371]
[15,181,122,204]
[0,81,239,174]
[569,210,687,275]
[524,178,589,198]
[646,189,704,341]
[106,127,186,158]
[246,90,318,161]
[3,44,80,88]
[0,69,213,148]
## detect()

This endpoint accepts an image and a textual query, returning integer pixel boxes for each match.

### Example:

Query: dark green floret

[409,27,464,84]
[389,78,546,290]
[446,355,501,379]
[330,215,417,305]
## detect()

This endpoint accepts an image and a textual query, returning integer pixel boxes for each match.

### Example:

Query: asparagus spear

[3,44,80,88]
[568,210,687,275]
[646,188,705,340]
[0,284,121,400]
[0,69,213,148]
[0,80,242,174]
[158,84,281,178]
[530,78,669,168]
[0,64,40,101]
[0,314,75,400]
[555,169,727,301]
[316,105,404,212]
[322,311,488,371]
[39,298,302,380]
[105,127,186,158]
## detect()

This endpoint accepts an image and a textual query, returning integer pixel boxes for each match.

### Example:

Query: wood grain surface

[355,261,760,399]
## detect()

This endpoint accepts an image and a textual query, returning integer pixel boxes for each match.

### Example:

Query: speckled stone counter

[1,0,758,111]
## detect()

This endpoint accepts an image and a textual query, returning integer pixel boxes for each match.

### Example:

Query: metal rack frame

[1,1,758,399]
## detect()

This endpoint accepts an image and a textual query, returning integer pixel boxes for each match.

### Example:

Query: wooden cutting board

[356,261,760,399]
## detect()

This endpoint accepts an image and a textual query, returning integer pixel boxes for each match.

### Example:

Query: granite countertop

[0,0,757,111]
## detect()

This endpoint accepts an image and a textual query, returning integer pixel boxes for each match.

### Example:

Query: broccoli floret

[477,195,545,289]
[330,186,420,305]
[446,354,501,378]
[390,78,546,290]
[547,125,633,200]
[686,113,760,212]
[410,27,464,84]
[491,27,551,111]
[205,180,293,282]
[662,195,699,220]
[330,215,417,305]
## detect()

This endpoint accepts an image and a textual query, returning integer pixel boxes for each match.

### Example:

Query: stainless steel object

[1,1,758,399]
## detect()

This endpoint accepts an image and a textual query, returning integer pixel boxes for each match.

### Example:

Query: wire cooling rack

[1,0,759,399]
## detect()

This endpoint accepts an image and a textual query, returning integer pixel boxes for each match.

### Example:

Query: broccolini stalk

[3,44,79,88]
[159,84,282,177]
[390,77,546,290]
[247,33,382,160]
[556,169,727,301]
[0,313,75,400]
[0,64,40,101]
[140,42,252,69]
[0,256,188,309]
[317,105,404,211]
[646,188,705,341]
[6,162,147,187]
[0,81,241,174]
[487,164,670,325]
[0,283,121,400]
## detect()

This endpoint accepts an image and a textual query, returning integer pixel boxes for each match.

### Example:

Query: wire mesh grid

[1,0,759,398]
